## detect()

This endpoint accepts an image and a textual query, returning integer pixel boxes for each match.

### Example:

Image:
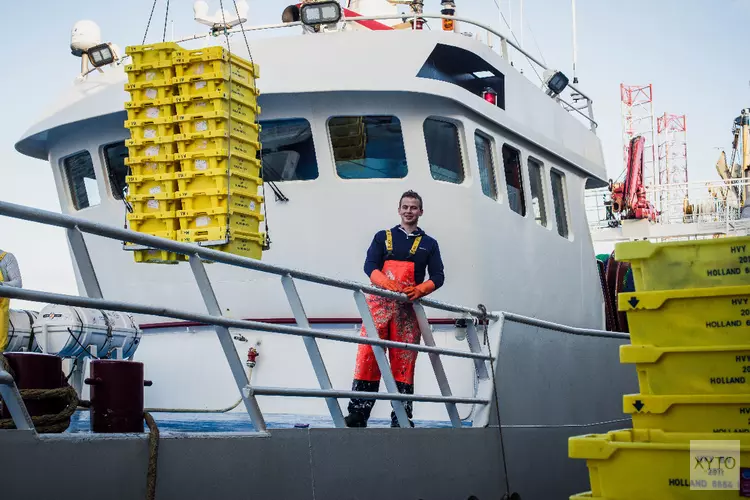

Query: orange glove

[404,280,436,301]
[370,269,403,292]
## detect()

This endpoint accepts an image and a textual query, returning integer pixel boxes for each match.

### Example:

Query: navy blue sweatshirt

[364,225,445,289]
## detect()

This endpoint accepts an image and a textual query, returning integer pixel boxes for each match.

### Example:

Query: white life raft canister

[32,305,142,359]
[5,309,40,352]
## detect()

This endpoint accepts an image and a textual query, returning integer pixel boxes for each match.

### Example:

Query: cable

[230,0,282,249]
[478,305,511,496]
[162,0,171,42]
[142,0,159,45]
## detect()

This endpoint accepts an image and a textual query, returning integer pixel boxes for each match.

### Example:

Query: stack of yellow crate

[122,43,264,263]
[569,237,750,499]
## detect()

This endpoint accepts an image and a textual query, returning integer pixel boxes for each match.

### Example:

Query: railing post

[412,303,462,428]
[188,255,267,432]
[281,274,345,428]
[472,312,504,428]
[353,290,411,428]
[0,370,35,431]
[66,226,103,299]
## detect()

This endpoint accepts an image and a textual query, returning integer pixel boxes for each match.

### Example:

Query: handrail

[0,201,494,320]
[0,285,491,362]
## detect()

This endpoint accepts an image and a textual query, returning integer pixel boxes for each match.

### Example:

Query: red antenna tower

[620,84,657,190]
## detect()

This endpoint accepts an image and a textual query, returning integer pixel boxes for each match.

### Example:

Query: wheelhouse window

[63,151,100,210]
[474,132,497,200]
[551,169,570,238]
[424,118,464,184]
[329,116,407,179]
[527,157,547,227]
[103,142,129,200]
[502,145,525,216]
[260,118,319,181]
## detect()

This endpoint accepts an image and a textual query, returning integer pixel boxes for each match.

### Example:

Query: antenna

[571,0,578,84]
[519,0,523,48]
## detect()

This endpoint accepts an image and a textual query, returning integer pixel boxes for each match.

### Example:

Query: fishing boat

[0,1,637,498]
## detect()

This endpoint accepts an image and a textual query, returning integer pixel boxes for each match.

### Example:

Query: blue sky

[0,0,746,303]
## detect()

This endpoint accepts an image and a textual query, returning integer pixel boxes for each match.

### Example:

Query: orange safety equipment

[0,252,8,352]
[353,260,420,385]
[369,269,403,293]
[404,280,436,301]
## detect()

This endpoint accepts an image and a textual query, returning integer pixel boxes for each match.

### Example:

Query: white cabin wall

[43,91,603,330]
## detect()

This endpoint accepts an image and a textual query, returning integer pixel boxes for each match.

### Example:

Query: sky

[0,0,748,308]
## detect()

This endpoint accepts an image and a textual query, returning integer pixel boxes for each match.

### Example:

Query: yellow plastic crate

[569,428,750,499]
[173,94,260,123]
[619,285,750,347]
[127,211,179,233]
[124,62,175,86]
[615,237,750,291]
[172,47,260,86]
[178,207,263,234]
[173,110,259,138]
[126,172,178,197]
[624,393,750,433]
[129,198,178,215]
[175,168,261,194]
[621,343,750,395]
[126,137,177,160]
[176,150,261,177]
[176,191,262,213]
[174,132,260,159]
[125,79,175,103]
[173,77,260,103]
[125,98,175,122]
[126,42,183,68]
[211,232,264,260]
[125,117,177,142]
[124,153,176,173]
[134,249,182,264]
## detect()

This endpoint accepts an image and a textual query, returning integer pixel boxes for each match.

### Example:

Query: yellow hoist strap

[385,230,421,256]
[0,253,6,263]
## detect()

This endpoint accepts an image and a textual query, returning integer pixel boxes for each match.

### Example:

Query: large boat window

[417,44,505,109]
[551,169,570,238]
[260,118,319,181]
[474,131,497,200]
[103,142,130,200]
[502,145,525,216]
[63,151,100,210]
[424,118,464,184]
[528,157,547,227]
[328,116,407,179]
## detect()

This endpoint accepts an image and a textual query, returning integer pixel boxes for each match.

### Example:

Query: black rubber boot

[390,381,415,428]
[345,379,379,428]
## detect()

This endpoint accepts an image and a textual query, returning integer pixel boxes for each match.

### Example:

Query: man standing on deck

[345,191,445,428]
[0,249,22,352]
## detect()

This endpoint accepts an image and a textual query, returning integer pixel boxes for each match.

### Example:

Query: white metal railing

[586,178,750,237]
[89,11,597,131]
[0,200,496,432]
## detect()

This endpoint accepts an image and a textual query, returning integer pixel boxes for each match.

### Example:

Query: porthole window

[103,142,129,200]
[474,132,497,200]
[527,157,547,227]
[502,145,525,216]
[550,169,570,238]
[424,118,464,184]
[329,116,407,179]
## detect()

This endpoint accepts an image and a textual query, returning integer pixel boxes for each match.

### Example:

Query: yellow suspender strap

[0,253,6,262]
[385,230,393,253]
[410,236,422,256]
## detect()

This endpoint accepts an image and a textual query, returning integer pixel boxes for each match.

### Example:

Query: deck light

[543,69,569,98]
[300,1,342,27]
[87,43,115,67]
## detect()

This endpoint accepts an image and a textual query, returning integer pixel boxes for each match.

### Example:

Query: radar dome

[71,20,102,56]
